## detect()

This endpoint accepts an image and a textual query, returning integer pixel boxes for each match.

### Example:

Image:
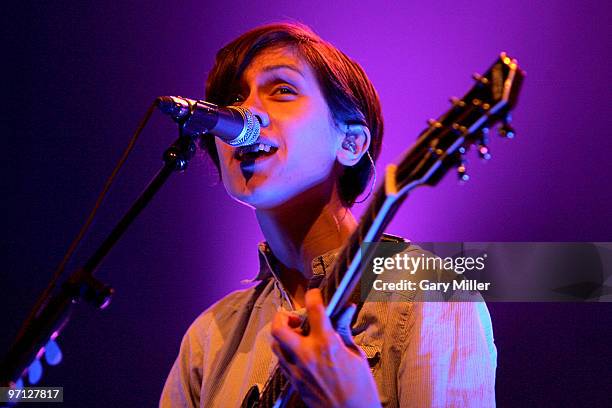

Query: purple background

[3,1,611,406]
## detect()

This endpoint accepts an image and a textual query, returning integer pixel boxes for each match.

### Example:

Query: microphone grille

[226,106,261,146]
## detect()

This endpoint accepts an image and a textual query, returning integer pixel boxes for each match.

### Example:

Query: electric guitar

[242,52,525,408]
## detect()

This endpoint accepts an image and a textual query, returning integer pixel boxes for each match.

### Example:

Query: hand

[270,289,382,408]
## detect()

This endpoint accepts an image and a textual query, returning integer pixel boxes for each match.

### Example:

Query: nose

[253,112,269,127]
[242,96,270,128]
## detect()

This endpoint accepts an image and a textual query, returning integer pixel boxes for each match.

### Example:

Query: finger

[271,311,303,360]
[271,338,298,367]
[286,312,304,329]
[305,289,333,337]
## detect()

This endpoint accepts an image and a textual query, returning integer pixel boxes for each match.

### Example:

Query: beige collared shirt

[160,240,497,407]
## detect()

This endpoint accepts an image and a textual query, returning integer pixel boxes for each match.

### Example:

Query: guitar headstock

[392,52,525,195]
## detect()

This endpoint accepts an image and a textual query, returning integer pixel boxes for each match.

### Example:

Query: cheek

[281,115,338,175]
[213,140,240,189]
[214,140,233,171]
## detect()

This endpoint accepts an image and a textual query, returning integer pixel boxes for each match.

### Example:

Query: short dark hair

[202,22,384,206]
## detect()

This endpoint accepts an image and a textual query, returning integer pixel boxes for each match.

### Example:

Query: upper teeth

[240,143,272,154]
[236,143,276,159]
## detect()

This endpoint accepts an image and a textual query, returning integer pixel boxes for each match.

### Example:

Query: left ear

[336,123,371,167]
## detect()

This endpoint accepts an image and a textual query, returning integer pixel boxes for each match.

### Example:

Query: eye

[229,93,245,105]
[271,86,297,97]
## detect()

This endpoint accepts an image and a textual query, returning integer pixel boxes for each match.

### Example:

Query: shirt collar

[244,233,407,284]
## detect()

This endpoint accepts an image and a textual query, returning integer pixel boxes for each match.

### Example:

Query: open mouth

[234,142,278,162]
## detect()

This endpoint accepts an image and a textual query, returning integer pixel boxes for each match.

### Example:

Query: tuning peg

[451,122,468,135]
[28,358,43,384]
[498,124,515,138]
[498,123,515,139]
[449,96,466,107]
[497,113,515,138]
[457,160,469,182]
[427,118,443,128]
[476,128,491,159]
[44,338,63,366]
[472,72,489,85]
[478,145,491,160]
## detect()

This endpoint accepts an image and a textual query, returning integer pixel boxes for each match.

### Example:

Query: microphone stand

[0,130,197,387]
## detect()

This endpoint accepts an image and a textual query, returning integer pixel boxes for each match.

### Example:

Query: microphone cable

[13,99,158,344]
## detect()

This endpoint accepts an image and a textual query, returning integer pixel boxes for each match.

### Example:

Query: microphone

[156,96,260,147]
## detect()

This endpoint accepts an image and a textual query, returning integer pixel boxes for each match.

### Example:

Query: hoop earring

[354,151,376,204]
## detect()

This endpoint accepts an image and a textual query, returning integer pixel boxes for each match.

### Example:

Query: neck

[255,180,357,305]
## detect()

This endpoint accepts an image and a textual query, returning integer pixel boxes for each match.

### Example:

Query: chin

[221,166,335,211]
[224,180,294,210]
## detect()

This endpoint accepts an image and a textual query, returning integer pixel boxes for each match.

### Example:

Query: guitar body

[241,384,308,408]
[241,385,260,408]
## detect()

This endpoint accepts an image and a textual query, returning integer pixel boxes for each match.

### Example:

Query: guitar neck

[322,185,403,320]
[252,52,525,408]
[254,184,402,408]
